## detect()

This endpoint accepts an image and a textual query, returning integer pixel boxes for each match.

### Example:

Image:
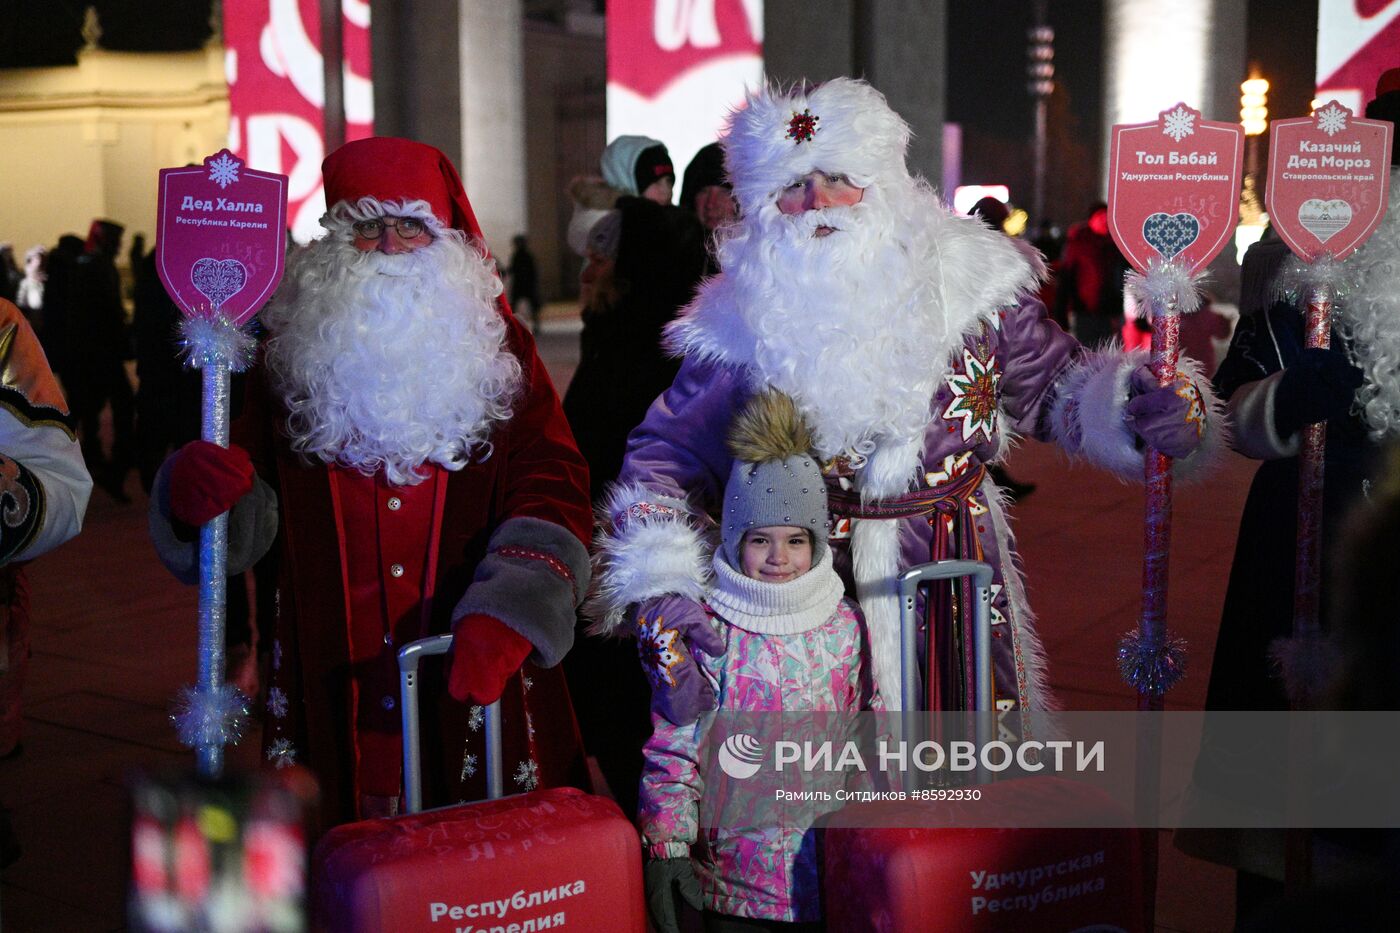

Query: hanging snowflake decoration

[513,759,540,791]
[521,675,534,693]
[467,705,485,732]
[1315,102,1349,137]
[461,753,478,781]
[1161,105,1197,142]
[266,738,297,770]
[207,152,242,189]
[266,687,288,720]
[786,109,820,144]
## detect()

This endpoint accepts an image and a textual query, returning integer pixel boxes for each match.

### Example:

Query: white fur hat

[723,78,912,215]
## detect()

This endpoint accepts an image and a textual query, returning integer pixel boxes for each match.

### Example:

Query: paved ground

[0,308,1246,931]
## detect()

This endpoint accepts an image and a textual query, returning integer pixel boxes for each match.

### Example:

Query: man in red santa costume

[153,137,593,824]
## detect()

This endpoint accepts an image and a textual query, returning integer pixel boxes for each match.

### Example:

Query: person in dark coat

[1055,202,1130,347]
[680,141,737,275]
[506,234,542,332]
[1179,80,1400,927]
[66,219,135,501]
[562,196,706,502]
[560,195,706,818]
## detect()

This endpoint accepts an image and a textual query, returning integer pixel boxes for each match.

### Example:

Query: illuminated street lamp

[1240,77,1269,136]
[1237,76,1270,259]
[1027,2,1054,230]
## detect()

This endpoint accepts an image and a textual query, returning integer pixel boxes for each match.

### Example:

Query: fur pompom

[1267,632,1338,709]
[1275,252,1355,305]
[726,390,814,463]
[178,315,259,372]
[171,683,251,748]
[1125,259,1205,316]
[1116,629,1188,696]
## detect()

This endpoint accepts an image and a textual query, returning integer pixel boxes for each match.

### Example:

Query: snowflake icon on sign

[207,152,241,189]
[1162,105,1197,142]
[1315,102,1349,137]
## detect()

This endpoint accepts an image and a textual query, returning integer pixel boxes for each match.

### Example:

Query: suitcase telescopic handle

[398,634,503,814]
[897,560,995,788]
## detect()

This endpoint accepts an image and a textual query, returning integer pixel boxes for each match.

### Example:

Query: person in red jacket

[151,137,593,825]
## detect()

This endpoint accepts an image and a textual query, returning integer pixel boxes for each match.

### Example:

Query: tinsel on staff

[173,313,258,777]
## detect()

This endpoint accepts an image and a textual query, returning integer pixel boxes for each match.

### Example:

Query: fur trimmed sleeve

[453,515,591,668]
[1050,347,1228,482]
[586,482,712,635]
[585,357,747,634]
[1225,371,1300,460]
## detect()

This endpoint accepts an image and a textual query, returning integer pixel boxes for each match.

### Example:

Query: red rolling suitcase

[312,635,646,932]
[822,560,1146,932]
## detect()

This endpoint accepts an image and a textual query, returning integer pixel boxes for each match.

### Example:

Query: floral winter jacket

[638,594,880,923]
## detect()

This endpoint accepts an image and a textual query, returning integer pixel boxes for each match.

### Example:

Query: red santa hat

[322,137,484,239]
[722,78,912,216]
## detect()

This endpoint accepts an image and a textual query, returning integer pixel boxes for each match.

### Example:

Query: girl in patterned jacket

[638,391,879,932]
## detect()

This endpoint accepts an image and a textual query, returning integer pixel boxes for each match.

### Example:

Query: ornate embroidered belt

[824,463,988,520]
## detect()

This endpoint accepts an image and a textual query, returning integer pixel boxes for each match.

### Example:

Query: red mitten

[447,614,532,705]
[168,441,255,526]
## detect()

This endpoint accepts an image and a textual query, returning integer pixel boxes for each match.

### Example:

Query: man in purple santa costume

[592,79,1226,728]
[155,137,593,824]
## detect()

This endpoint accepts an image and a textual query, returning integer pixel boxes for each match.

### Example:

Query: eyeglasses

[351,216,431,241]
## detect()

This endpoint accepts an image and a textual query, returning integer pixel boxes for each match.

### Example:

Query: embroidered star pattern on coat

[637,615,685,688]
[943,347,1001,443]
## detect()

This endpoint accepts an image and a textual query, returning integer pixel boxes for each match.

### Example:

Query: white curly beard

[261,215,522,485]
[1339,166,1400,440]
[713,182,959,468]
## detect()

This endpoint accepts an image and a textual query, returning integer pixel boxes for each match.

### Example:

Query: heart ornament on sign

[1142,213,1200,260]
[190,258,249,312]
[1296,199,1353,245]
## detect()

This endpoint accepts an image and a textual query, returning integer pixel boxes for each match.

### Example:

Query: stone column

[763,0,946,186]
[1103,0,1247,177]
[370,0,527,254]
[458,0,527,254]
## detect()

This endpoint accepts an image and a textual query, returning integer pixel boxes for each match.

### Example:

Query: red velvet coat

[237,313,593,826]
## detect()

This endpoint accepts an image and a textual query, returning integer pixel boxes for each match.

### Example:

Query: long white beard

[714,184,958,472]
[261,233,522,485]
[1338,166,1400,440]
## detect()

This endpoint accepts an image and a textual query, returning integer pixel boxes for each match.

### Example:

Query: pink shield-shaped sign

[1108,103,1244,274]
[156,150,288,326]
[1267,101,1393,262]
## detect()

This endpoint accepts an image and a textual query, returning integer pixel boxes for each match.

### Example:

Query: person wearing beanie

[602,134,676,204]
[681,142,738,273]
[638,391,877,932]
[149,137,593,825]
[591,78,1224,731]
[560,193,706,820]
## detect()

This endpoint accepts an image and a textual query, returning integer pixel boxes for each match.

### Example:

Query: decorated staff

[1107,104,1243,707]
[1263,101,1393,700]
[1106,103,1242,925]
[155,151,288,776]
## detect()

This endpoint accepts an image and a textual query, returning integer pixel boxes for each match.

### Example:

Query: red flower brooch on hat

[786,109,820,144]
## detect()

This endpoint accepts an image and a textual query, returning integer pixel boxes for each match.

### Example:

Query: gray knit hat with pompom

[720,391,829,567]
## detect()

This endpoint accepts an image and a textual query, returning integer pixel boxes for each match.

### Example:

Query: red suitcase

[822,561,1147,932]
[312,635,646,932]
